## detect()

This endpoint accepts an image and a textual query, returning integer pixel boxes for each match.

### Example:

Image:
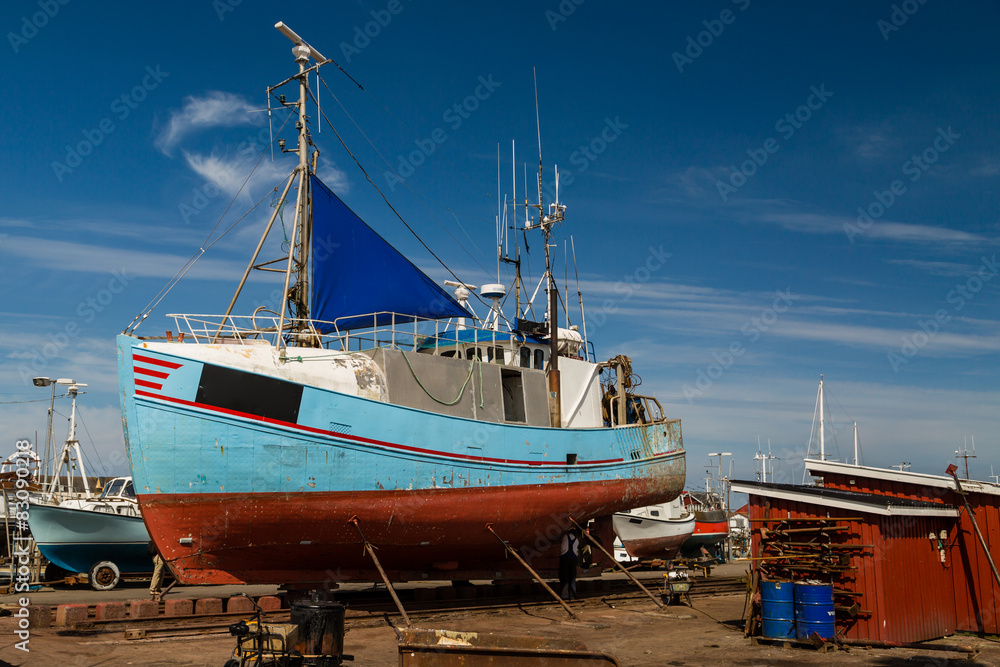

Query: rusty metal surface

[397,628,621,666]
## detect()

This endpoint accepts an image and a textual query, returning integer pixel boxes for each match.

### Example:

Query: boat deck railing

[167,312,532,357]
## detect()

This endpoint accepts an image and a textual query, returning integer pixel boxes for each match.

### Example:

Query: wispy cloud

[1,236,251,280]
[755,212,991,245]
[885,258,980,277]
[155,91,261,155]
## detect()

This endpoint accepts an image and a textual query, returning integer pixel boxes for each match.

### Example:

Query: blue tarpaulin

[309,175,470,332]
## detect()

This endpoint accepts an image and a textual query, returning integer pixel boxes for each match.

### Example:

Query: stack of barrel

[760,581,835,641]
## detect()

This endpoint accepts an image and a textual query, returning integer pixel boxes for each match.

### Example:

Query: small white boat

[612,495,696,560]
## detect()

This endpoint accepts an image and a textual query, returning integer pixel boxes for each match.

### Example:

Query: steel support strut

[569,517,665,609]
[349,515,411,627]
[946,465,1000,595]
[485,524,578,620]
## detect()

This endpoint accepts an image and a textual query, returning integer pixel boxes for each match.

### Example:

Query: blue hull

[27,503,151,574]
[117,335,686,584]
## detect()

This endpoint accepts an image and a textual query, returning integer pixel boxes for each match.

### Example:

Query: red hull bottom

[140,477,681,585]
[621,532,691,560]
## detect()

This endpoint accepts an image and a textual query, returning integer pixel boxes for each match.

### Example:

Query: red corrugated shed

[808,459,1000,635]
[733,480,961,643]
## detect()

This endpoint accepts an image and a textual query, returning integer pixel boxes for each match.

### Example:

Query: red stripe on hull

[135,379,163,390]
[134,366,170,379]
[133,389,625,468]
[140,477,682,585]
[133,353,183,369]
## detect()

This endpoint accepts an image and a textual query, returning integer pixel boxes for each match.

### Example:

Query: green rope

[401,351,481,407]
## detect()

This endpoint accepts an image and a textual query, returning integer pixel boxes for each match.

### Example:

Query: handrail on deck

[165,312,538,358]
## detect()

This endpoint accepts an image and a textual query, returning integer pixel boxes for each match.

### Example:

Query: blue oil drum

[794,582,835,639]
[760,581,795,639]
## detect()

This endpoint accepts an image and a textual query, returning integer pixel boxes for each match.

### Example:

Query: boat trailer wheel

[89,560,121,591]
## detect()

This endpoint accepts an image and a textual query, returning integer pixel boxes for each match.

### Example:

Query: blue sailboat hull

[27,503,151,574]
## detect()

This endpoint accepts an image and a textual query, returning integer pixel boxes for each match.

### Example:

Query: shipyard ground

[2,564,997,666]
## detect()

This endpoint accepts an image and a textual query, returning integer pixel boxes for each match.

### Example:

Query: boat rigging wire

[313,75,493,280]
[124,111,296,332]
[75,409,107,478]
[311,88,504,320]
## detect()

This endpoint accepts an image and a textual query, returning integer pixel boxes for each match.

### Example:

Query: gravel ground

[2,586,997,666]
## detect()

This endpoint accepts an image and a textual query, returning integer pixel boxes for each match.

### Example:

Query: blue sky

[1,1,997,491]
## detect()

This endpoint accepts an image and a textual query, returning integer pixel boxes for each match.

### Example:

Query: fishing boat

[28,477,150,590]
[115,22,686,587]
[612,495,696,560]
[680,492,729,559]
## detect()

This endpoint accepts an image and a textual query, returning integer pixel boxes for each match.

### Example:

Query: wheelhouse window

[533,349,545,369]
[519,347,531,368]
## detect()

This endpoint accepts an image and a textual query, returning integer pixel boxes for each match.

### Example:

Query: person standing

[559,528,580,600]
[148,540,165,600]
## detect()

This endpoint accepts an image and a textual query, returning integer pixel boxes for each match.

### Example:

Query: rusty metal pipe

[569,517,665,609]
[349,516,411,627]
[485,524,578,620]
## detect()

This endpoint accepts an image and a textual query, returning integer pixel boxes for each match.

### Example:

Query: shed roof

[731,480,960,517]
[804,458,1000,496]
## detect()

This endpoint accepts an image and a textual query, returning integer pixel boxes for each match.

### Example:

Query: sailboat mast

[819,374,825,461]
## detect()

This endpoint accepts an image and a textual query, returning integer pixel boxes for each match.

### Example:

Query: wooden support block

[54,604,88,627]
[28,605,51,629]
[257,595,282,612]
[129,600,159,618]
[95,602,127,621]
[227,596,256,613]
[195,597,223,615]
[164,599,194,617]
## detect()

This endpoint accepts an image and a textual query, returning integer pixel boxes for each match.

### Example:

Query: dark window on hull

[196,364,303,423]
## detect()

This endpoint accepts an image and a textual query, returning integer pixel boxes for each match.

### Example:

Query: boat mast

[48,382,90,500]
[530,70,566,428]
[276,28,318,342]
[818,374,825,461]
